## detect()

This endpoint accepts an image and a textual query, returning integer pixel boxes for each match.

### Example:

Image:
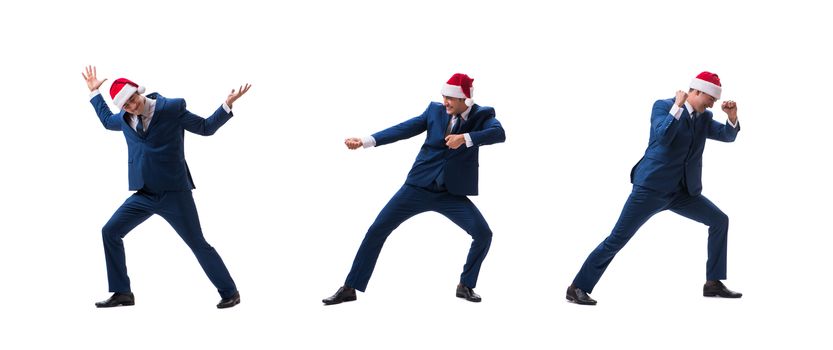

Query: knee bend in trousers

[711,211,729,230]
[366,221,398,239]
[601,235,630,254]
[101,222,128,241]
[469,225,493,242]
[181,236,214,251]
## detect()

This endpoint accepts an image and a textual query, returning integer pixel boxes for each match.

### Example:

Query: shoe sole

[217,299,241,309]
[456,294,482,302]
[322,296,357,305]
[703,292,742,298]
[95,301,135,308]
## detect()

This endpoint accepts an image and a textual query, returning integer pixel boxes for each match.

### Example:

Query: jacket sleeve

[706,116,739,142]
[371,106,429,147]
[90,94,122,131]
[178,99,234,136]
[651,99,682,147]
[468,108,505,147]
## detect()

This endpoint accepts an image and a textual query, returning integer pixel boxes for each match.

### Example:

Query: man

[323,73,506,305]
[567,71,742,305]
[81,66,250,309]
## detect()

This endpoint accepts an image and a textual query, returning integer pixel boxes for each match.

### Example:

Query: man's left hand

[445,134,465,149]
[226,83,252,109]
[722,100,738,124]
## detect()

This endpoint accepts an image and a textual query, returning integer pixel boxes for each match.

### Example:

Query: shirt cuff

[90,90,101,99]
[361,136,376,148]
[463,133,473,147]
[222,102,231,113]
[669,104,683,120]
[727,118,738,128]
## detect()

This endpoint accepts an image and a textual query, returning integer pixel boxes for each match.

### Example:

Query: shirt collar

[458,105,472,121]
[142,97,156,118]
[683,101,695,117]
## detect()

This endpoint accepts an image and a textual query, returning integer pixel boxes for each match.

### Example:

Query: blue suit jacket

[630,98,739,195]
[372,102,506,196]
[90,93,233,191]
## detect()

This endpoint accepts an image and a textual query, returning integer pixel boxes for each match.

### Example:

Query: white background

[1,0,830,348]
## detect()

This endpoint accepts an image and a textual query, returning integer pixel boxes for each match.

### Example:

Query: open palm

[82,65,107,92]
[225,83,252,108]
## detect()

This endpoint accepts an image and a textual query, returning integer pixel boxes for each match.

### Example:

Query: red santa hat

[441,73,474,106]
[110,78,145,108]
[689,71,722,99]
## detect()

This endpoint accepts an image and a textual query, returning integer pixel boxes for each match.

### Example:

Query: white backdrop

[1,0,830,348]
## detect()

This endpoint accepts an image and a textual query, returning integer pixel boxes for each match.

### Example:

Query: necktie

[451,115,463,134]
[689,112,696,133]
[136,115,145,136]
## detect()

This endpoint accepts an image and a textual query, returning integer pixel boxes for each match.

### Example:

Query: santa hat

[110,78,145,108]
[689,71,722,99]
[441,73,474,106]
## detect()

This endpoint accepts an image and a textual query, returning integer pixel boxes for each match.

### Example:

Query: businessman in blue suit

[567,71,743,305]
[323,73,506,304]
[82,66,250,308]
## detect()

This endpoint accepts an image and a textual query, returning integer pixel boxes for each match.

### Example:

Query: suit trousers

[101,189,237,298]
[572,185,729,293]
[345,184,493,291]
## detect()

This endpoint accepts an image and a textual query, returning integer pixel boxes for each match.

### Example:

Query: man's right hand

[675,90,688,107]
[82,65,107,92]
[345,137,363,150]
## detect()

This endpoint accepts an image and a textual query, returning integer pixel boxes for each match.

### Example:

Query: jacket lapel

[145,94,165,134]
[119,111,142,137]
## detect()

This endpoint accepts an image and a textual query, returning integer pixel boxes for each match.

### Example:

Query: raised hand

[82,65,107,92]
[226,83,252,109]
[675,90,688,107]
[345,137,363,150]
[721,100,738,123]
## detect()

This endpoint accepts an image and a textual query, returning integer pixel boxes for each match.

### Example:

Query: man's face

[689,90,717,113]
[122,93,145,115]
[443,96,468,115]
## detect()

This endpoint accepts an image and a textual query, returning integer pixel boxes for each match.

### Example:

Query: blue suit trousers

[101,189,237,298]
[572,185,729,293]
[345,184,493,291]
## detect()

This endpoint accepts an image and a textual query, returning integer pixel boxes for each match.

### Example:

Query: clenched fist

[675,90,688,107]
[345,137,363,150]
[721,100,738,124]
[445,134,465,149]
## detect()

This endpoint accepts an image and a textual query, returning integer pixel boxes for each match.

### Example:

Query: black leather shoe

[323,286,356,305]
[217,291,241,309]
[95,292,135,308]
[456,284,482,302]
[566,285,597,305]
[703,281,742,298]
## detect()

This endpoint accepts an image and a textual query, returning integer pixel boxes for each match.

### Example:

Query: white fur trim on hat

[689,79,722,99]
[112,85,146,108]
[441,83,466,99]
[441,84,474,106]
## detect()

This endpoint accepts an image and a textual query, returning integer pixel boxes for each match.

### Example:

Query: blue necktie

[451,115,463,134]
[689,112,697,133]
[136,115,145,136]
